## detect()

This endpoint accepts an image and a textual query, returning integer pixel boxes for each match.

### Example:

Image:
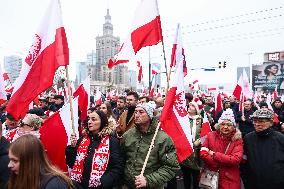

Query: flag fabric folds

[170,23,187,76]
[40,97,79,172]
[160,44,193,163]
[6,0,69,120]
[0,66,7,104]
[73,77,90,123]
[108,0,162,69]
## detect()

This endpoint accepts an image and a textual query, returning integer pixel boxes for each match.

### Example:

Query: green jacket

[121,118,180,189]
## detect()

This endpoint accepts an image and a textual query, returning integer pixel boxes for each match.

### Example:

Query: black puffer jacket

[243,128,284,189]
[0,136,9,189]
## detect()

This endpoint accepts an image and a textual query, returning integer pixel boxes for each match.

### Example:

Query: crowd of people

[0,89,284,189]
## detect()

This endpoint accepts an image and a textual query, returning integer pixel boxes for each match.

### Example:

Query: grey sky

[1,0,284,87]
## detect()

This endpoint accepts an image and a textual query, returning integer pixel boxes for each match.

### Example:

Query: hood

[231,128,242,141]
[98,120,115,138]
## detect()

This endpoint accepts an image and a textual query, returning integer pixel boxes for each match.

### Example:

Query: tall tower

[91,9,129,92]
[103,9,113,36]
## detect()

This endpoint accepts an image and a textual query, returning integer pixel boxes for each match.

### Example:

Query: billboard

[252,62,284,92]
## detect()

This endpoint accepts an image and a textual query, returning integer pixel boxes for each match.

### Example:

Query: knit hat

[251,109,274,120]
[218,108,236,127]
[188,102,200,115]
[136,101,156,119]
[22,114,43,130]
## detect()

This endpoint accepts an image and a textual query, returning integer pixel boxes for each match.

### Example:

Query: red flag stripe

[6,27,68,119]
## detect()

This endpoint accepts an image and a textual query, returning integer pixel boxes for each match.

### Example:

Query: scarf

[189,115,200,142]
[70,135,110,187]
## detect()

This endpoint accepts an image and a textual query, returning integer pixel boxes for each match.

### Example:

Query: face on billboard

[252,62,284,92]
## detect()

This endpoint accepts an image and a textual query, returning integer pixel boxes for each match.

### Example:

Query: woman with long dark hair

[66,110,123,189]
[7,134,74,189]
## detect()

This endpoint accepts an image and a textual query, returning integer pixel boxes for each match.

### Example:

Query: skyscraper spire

[103,9,113,35]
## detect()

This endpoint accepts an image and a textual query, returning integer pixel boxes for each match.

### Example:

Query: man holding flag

[121,101,179,189]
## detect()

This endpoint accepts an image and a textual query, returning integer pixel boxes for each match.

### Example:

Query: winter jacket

[121,117,180,189]
[117,108,135,137]
[65,124,124,189]
[0,137,9,189]
[181,115,202,170]
[41,176,69,189]
[236,109,255,137]
[243,128,284,189]
[200,129,243,189]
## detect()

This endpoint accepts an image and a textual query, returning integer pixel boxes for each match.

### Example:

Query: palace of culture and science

[76,9,136,93]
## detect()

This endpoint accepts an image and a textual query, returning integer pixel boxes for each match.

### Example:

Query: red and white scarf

[70,135,110,187]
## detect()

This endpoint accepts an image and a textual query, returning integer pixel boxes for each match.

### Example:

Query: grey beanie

[136,101,156,119]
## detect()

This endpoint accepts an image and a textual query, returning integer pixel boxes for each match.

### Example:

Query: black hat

[54,95,64,101]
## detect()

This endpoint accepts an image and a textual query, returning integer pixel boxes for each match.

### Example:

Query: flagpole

[155,0,169,92]
[140,122,161,176]
[65,66,75,134]
[149,47,152,92]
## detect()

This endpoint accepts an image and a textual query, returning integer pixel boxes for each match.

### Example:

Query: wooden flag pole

[140,122,161,176]
[65,66,75,134]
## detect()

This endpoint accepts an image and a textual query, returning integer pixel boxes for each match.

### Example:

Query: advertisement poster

[252,62,284,92]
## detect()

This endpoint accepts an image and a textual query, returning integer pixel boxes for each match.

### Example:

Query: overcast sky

[1,0,284,87]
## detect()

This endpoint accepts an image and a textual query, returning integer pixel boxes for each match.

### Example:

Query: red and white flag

[170,23,187,76]
[215,92,223,113]
[272,84,278,101]
[149,75,156,97]
[160,47,193,163]
[151,65,159,75]
[200,113,212,144]
[189,79,198,90]
[0,66,7,104]
[40,97,79,172]
[108,0,162,69]
[233,69,252,100]
[137,61,143,83]
[6,0,69,120]
[94,89,103,106]
[73,77,90,122]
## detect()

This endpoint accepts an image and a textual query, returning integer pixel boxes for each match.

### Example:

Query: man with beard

[113,96,126,121]
[121,102,180,189]
[116,91,139,138]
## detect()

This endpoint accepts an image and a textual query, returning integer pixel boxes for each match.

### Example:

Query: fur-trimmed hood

[98,118,116,137]
[231,128,242,141]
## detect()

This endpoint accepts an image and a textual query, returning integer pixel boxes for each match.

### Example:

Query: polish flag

[160,46,193,163]
[6,0,69,120]
[108,0,162,69]
[149,75,156,97]
[40,97,79,172]
[215,92,223,113]
[141,87,147,96]
[73,77,90,122]
[189,79,198,90]
[200,113,212,144]
[151,65,159,75]
[95,89,103,106]
[170,23,187,76]
[0,66,7,104]
[233,69,252,100]
[272,84,278,101]
[137,61,143,83]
